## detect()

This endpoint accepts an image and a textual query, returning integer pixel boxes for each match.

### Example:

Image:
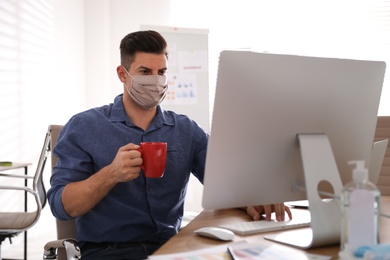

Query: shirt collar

[109,94,174,128]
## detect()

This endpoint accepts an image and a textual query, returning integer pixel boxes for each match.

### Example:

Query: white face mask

[123,67,168,110]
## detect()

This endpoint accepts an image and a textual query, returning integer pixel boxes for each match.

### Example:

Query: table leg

[24,166,27,260]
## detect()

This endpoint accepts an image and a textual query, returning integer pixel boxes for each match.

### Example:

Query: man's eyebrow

[136,66,167,71]
[136,66,152,71]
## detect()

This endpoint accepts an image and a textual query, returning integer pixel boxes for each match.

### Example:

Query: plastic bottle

[340,160,381,258]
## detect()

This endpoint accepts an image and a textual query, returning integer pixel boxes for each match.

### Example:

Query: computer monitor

[202,50,386,248]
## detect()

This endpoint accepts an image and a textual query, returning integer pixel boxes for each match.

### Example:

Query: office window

[0,0,54,161]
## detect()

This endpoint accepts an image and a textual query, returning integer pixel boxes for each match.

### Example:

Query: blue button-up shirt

[47,94,208,245]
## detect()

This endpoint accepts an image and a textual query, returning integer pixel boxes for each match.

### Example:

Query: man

[47,30,291,259]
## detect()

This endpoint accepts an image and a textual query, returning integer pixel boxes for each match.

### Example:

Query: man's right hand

[110,143,143,182]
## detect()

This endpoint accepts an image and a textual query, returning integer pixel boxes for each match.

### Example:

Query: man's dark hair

[120,30,168,69]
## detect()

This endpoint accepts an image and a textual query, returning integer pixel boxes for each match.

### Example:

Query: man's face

[118,51,168,108]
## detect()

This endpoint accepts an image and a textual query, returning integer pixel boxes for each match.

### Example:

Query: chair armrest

[0,185,40,205]
[0,185,35,193]
[0,173,34,179]
[44,238,80,260]
[0,185,42,214]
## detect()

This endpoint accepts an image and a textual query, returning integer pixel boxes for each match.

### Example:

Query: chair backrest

[33,128,51,210]
[49,125,77,260]
[374,116,390,195]
[49,125,62,172]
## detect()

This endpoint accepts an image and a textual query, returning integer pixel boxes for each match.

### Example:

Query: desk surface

[153,196,390,259]
[0,162,31,171]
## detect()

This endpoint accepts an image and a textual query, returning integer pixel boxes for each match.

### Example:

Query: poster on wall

[164,45,208,106]
[178,50,208,73]
[164,73,197,105]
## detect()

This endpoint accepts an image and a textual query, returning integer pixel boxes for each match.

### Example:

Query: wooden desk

[154,196,390,259]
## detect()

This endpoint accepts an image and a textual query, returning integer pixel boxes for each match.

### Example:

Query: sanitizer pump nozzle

[348,160,368,183]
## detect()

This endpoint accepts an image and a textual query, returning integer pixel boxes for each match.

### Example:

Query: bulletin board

[140,25,210,133]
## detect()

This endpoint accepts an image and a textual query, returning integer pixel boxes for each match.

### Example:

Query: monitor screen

[202,50,386,211]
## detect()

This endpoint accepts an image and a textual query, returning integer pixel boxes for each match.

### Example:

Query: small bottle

[340,160,381,257]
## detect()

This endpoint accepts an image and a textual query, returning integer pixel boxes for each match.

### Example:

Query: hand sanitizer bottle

[340,160,381,258]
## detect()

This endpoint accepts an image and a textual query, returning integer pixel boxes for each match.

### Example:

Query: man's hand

[110,143,143,182]
[246,203,292,221]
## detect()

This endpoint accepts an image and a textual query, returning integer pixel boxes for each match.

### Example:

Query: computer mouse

[194,227,235,241]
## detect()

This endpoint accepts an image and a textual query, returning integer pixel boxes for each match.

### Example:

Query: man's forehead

[131,52,167,69]
[133,52,166,61]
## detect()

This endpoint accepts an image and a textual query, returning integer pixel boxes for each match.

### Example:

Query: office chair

[0,126,51,260]
[42,125,79,260]
[0,125,79,260]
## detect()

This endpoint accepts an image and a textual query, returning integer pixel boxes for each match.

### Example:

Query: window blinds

[0,0,54,160]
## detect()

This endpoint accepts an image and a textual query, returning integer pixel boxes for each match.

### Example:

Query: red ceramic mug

[139,142,167,178]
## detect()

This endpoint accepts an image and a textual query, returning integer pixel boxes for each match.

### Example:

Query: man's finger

[263,205,273,221]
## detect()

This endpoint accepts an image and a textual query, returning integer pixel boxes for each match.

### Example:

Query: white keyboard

[219,212,311,235]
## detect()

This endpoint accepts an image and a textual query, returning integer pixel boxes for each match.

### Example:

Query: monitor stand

[265,134,343,248]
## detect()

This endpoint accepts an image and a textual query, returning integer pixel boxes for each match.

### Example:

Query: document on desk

[148,241,331,260]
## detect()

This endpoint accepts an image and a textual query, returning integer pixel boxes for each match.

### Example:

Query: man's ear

[116,66,127,83]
